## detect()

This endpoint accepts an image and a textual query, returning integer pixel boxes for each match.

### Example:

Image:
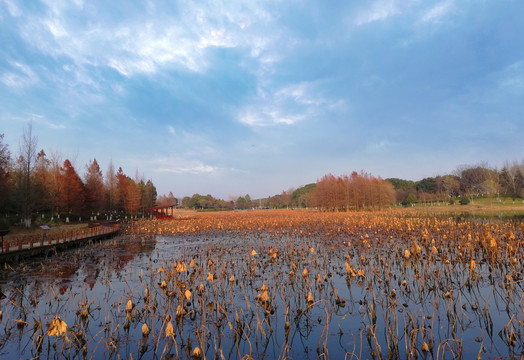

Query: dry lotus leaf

[176,262,187,272]
[165,321,175,337]
[307,292,314,304]
[142,323,150,336]
[48,316,67,336]
[126,299,133,312]
[184,289,192,300]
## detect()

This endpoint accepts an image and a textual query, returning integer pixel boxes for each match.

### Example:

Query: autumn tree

[32,150,52,212]
[314,171,395,211]
[124,179,141,214]
[85,159,105,213]
[58,159,86,214]
[114,167,141,214]
[45,152,65,215]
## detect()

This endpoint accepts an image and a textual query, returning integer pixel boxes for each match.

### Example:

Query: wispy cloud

[11,1,276,78]
[354,0,399,26]
[1,61,39,89]
[419,0,453,24]
[153,156,220,174]
[237,81,339,128]
[237,108,305,127]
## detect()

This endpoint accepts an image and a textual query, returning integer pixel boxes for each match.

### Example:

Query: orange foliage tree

[85,159,105,213]
[58,159,86,214]
[116,167,141,215]
[313,171,395,210]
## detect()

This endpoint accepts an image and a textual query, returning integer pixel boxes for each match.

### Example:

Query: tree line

[0,126,158,227]
[3,126,523,222]
[386,162,524,205]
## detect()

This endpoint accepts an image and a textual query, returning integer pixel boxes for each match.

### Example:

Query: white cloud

[355,0,399,26]
[153,156,220,174]
[48,122,66,129]
[167,125,176,135]
[238,108,304,127]
[419,0,453,23]
[11,1,277,77]
[3,0,21,17]
[275,83,325,106]
[1,61,39,89]
[237,81,338,128]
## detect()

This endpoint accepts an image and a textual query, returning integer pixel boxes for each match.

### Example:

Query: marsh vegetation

[0,209,522,359]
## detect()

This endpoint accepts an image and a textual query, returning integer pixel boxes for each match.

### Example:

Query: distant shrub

[459,197,470,205]
[402,193,418,206]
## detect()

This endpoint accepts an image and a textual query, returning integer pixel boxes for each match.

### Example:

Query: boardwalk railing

[1,224,120,254]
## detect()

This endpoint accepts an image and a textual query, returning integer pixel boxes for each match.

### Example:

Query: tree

[58,159,86,214]
[142,180,157,210]
[313,171,395,211]
[18,123,38,227]
[0,134,11,213]
[105,161,118,211]
[457,164,497,197]
[403,193,417,206]
[123,178,141,215]
[32,149,52,212]
[114,167,141,214]
[435,175,460,198]
[85,159,105,213]
[415,177,437,193]
[291,184,316,208]
[386,178,416,190]
[236,196,247,209]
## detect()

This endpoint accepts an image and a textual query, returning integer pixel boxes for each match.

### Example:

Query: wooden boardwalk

[0,224,121,263]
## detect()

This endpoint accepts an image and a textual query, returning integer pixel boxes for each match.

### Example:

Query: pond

[0,221,522,359]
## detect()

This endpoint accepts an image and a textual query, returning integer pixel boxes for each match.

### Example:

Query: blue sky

[1,0,523,199]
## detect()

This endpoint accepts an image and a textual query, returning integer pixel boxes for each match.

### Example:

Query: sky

[1,0,523,199]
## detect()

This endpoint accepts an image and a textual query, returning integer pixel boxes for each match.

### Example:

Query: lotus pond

[0,210,522,359]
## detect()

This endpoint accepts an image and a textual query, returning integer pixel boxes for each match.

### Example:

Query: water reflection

[0,230,521,359]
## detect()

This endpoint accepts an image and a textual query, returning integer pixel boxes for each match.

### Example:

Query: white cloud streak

[1,61,39,89]
[419,0,453,23]
[153,156,220,174]
[354,0,399,26]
